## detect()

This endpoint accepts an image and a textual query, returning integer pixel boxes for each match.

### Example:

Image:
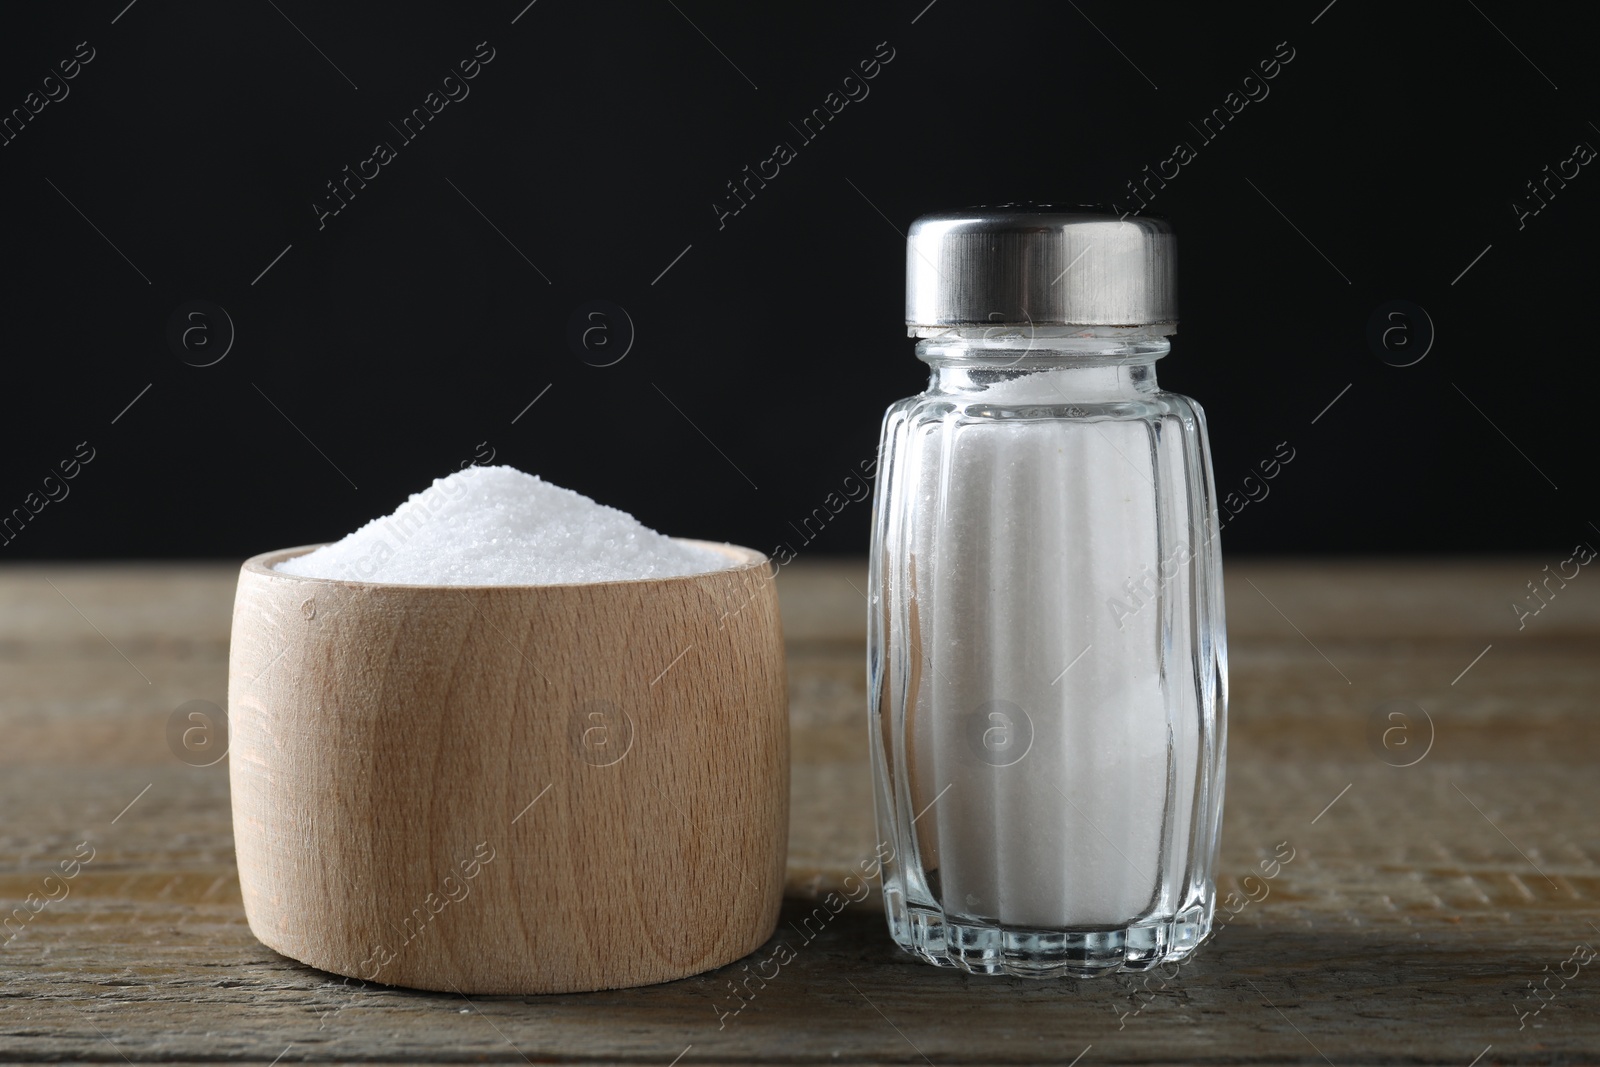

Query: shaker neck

[914,326,1172,400]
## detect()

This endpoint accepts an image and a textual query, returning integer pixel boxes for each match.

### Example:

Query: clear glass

[867,326,1227,978]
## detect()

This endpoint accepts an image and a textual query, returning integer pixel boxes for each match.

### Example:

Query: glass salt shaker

[867,206,1227,977]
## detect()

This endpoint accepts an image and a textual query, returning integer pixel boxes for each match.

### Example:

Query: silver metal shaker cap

[905,205,1178,336]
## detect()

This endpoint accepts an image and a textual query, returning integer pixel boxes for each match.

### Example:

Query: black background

[1,0,1593,561]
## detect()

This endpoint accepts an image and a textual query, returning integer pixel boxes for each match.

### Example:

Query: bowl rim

[241,538,771,591]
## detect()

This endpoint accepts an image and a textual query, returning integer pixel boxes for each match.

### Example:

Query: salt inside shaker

[867,206,1227,977]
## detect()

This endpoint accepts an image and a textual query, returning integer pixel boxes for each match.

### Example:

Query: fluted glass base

[886,896,1213,979]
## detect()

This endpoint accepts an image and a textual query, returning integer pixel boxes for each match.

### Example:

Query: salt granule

[274,465,731,585]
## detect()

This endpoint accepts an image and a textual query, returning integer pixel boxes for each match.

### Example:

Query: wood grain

[228,543,788,995]
[1,558,1597,1063]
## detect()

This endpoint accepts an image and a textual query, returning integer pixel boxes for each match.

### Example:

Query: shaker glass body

[867,327,1227,977]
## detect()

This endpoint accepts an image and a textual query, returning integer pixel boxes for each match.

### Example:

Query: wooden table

[3,559,1597,1064]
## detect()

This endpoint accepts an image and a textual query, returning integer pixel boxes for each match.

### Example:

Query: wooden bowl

[227,542,788,994]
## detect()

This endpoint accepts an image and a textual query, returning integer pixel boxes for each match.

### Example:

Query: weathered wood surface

[1,558,1597,1064]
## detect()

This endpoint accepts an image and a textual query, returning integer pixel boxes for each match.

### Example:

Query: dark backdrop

[1,0,1593,560]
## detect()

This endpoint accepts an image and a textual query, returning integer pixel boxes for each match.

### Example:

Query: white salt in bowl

[227,541,788,995]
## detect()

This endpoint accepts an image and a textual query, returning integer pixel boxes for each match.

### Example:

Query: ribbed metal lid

[906,205,1178,335]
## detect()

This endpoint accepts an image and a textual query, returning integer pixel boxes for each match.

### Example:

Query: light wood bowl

[227,542,788,994]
